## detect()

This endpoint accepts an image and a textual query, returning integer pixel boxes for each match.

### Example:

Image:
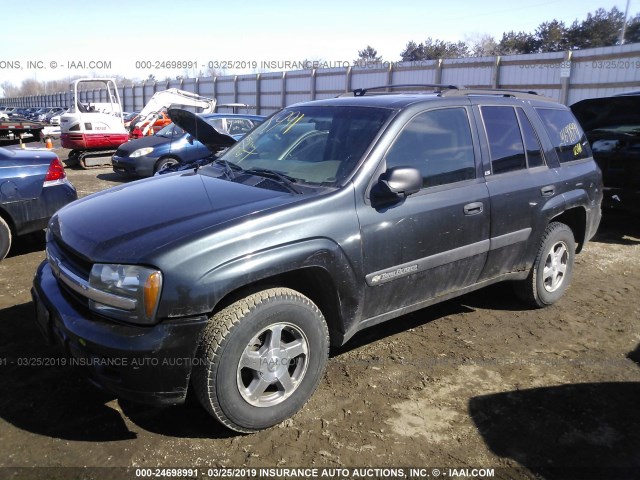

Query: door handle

[541,185,555,197]
[463,202,484,215]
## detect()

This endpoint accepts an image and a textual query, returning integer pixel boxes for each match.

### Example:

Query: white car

[49,109,68,126]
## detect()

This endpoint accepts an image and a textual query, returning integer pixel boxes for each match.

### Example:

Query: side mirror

[371,166,422,207]
[378,167,422,198]
[186,135,194,144]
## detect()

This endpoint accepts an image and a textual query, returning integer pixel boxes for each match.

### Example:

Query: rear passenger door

[473,102,560,279]
[357,106,490,320]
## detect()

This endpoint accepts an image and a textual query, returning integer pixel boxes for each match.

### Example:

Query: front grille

[51,237,92,278]
[47,239,92,309]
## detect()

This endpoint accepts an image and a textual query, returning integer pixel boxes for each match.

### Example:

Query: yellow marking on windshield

[283,113,304,134]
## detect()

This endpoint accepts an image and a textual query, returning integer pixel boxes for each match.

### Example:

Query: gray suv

[33,85,602,433]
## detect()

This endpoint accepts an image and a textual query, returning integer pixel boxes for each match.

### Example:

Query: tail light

[43,157,66,187]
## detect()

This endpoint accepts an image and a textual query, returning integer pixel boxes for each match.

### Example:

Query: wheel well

[213,267,343,346]
[552,207,586,253]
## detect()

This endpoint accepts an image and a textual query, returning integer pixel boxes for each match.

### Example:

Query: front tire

[154,157,180,174]
[193,288,329,433]
[515,222,576,308]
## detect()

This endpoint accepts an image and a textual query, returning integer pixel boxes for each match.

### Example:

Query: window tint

[535,108,592,163]
[385,108,476,189]
[516,108,545,168]
[481,106,526,174]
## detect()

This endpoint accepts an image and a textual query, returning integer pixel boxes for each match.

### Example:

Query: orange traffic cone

[45,137,53,149]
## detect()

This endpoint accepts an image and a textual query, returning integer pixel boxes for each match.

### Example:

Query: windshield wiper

[243,168,302,194]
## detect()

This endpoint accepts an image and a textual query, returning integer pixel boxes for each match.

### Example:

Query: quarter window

[384,108,476,189]
[535,108,592,163]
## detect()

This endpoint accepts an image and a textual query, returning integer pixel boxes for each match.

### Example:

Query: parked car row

[0,106,68,124]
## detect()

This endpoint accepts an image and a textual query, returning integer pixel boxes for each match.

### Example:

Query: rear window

[535,108,592,163]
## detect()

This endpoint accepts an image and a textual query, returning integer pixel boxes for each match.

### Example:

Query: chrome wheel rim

[236,323,309,407]
[542,240,569,293]
[158,160,178,171]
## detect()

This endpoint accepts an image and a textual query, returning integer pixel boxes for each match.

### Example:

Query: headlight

[130,147,154,158]
[89,264,163,324]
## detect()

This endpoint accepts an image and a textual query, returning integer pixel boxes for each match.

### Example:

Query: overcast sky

[1,0,635,92]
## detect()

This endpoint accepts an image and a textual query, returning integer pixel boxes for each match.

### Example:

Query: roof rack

[442,88,550,101]
[343,84,460,97]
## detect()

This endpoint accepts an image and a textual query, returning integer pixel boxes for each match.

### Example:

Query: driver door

[357,106,490,320]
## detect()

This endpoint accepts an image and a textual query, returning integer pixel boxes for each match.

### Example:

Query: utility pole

[619,0,631,44]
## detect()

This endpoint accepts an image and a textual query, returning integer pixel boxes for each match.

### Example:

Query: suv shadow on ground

[0,302,233,441]
[468,346,640,479]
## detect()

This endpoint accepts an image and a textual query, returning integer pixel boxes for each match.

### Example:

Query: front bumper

[112,154,157,178]
[32,260,209,405]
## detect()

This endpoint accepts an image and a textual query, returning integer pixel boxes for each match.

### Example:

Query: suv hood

[49,171,298,261]
[167,108,236,153]
[571,95,640,133]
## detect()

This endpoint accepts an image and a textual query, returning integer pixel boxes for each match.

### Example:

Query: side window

[535,108,592,163]
[227,119,253,135]
[207,118,224,132]
[481,106,526,174]
[516,108,545,168]
[385,108,476,189]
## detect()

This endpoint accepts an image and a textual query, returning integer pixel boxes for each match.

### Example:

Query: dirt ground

[0,141,639,480]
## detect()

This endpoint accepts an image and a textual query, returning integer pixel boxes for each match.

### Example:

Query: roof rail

[442,88,551,101]
[343,84,460,97]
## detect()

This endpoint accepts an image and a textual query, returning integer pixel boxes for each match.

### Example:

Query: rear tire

[514,222,575,308]
[193,288,329,433]
[0,217,12,261]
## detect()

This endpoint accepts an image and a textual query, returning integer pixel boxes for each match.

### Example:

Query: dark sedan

[571,93,640,214]
[112,113,265,177]
[0,147,77,260]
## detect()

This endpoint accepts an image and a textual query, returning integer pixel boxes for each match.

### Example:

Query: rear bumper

[32,261,209,405]
[8,180,77,236]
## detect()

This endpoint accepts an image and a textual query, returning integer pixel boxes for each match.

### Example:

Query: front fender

[164,238,362,336]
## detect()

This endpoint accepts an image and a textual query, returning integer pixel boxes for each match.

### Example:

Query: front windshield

[219,106,391,185]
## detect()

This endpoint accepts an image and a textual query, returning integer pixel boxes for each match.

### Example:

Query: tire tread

[514,221,574,308]
[193,287,328,433]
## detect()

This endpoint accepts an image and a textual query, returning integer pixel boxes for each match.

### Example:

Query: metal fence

[3,43,639,113]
